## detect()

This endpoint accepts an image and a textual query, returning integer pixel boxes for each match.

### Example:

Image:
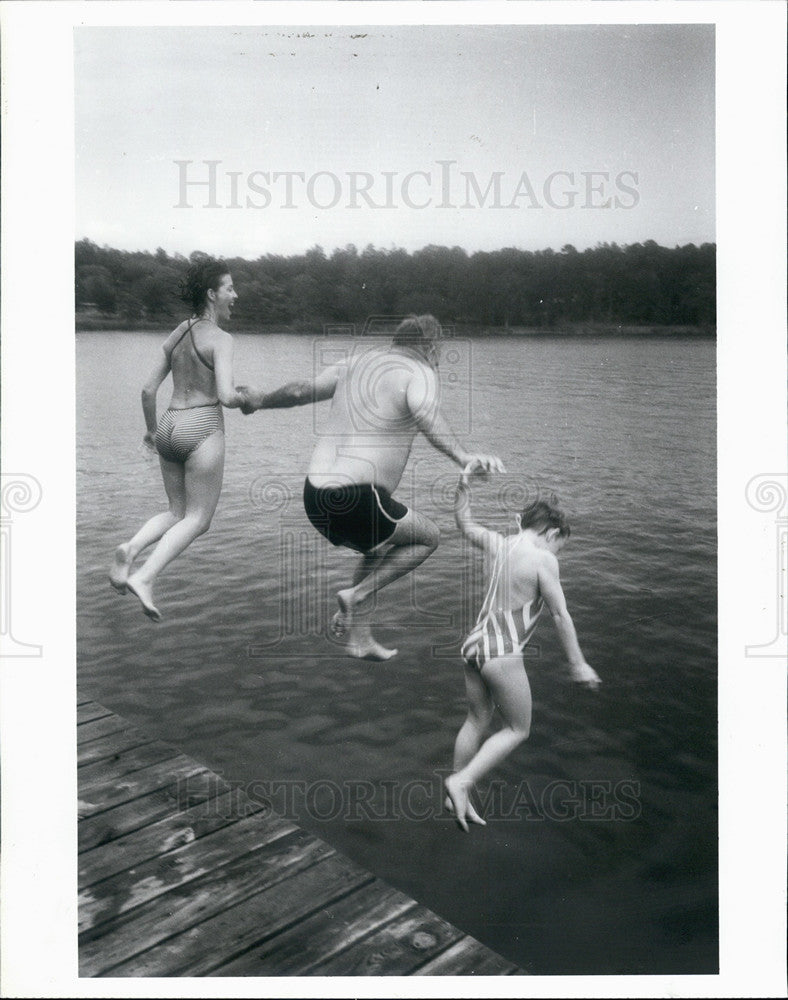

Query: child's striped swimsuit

[461,536,544,671]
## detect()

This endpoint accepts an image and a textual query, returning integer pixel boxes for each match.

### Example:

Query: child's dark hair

[520,495,570,537]
[179,256,230,314]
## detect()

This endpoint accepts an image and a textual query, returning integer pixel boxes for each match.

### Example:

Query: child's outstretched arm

[454,466,503,554]
[538,553,601,689]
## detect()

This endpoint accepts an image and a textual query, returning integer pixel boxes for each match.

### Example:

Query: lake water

[77,331,717,975]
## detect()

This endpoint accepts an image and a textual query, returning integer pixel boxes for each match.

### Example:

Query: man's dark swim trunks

[303,478,408,553]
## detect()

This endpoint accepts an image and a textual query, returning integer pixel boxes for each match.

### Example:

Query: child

[445,467,601,831]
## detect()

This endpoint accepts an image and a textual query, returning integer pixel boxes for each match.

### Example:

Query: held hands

[236,385,258,415]
[460,454,507,485]
[570,661,602,690]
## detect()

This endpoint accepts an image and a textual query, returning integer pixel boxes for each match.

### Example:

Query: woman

[109,257,247,621]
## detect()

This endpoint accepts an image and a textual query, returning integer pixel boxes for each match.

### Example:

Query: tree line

[75,238,715,331]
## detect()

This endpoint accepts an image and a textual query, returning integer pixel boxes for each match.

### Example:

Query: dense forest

[75,238,715,333]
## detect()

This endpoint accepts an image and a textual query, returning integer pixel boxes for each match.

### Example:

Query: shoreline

[75,317,716,338]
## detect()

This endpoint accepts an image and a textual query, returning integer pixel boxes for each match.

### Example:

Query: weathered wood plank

[79,741,182,789]
[103,853,373,977]
[78,703,114,725]
[76,705,522,979]
[79,789,265,888]
[415,935,523,975]
[78,768,228,853]
[80,828,329,977]
[78,754,214,818]
[79,810,298,935]
[209,880,417,977]
[77,714,133,745]
[305,906,466,976]
[78,727,158,768]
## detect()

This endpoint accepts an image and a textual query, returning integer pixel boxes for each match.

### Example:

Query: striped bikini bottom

[461,600,543,671]
[155,403,224,464]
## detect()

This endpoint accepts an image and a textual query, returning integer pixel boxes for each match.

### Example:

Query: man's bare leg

[333,509,439,660]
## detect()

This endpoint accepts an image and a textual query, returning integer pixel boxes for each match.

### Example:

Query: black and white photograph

[0,2,785,997]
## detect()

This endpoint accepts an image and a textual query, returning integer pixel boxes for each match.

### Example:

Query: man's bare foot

[109,544,133,593]
[126,576,162,623]
[329,609,348,639]
[332,591,396,660]
[346,631,398,661]
[335,587,360,616]
[444,774,486,832]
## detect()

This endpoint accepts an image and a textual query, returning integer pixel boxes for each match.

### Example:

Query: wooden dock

[78,698,524,977]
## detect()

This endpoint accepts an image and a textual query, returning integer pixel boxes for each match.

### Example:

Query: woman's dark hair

[179,256,230,313]
[520,495,571,537]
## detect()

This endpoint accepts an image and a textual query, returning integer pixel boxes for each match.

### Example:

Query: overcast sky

[75,24,715,258]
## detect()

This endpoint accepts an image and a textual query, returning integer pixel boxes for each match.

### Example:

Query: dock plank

[416,936,522,975]
[80,828,330,976]
[80,810,297,935]
[78,702,114,725]
[78,727,158,768]
[304,907,466,976]
[104,853,373,977]
[80,790,265,887]
[79,754,215,818]
[78,714,133,744]
[209,880,417,977]
[78,769,228,853]
[79,740,183,788]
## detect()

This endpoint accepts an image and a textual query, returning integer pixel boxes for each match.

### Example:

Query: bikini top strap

[165,319,196,360]
[189,321,215,371]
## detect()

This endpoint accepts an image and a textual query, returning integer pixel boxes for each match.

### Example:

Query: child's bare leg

[446,654,532,831]
[444,665,494,830]
[453,665,495,771]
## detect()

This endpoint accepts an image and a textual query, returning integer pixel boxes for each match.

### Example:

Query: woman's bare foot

[109,544,133,593]
[444,774,486,832]
[126,576,162,623]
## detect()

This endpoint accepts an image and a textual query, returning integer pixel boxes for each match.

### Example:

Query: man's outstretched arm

[407,369,505,472]
[238,364,342,413]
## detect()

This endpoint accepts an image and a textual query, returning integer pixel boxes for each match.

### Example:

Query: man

[239,315,504,660]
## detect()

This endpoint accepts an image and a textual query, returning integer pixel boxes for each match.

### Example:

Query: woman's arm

[454,469,502,553]
[140,348,172,446]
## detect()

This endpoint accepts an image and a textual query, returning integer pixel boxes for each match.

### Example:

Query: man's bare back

[307,345,441,493]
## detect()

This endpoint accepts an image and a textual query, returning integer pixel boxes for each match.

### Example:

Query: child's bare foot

[444,774,486,832]
[109,544,133,593]
[126,576,162,623]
